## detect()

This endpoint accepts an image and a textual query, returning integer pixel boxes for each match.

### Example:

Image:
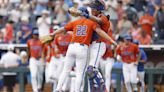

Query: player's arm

[140,49,147,64]
[88,15,103,25]
[115,46,122,62]
[51,27,66,37]
[52,21,75,36]
[135,45,141,65]
[95,27,117,46]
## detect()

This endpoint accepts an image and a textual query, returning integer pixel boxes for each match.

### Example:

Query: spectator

[116,0,125,21]
[0,0,9,27]
[18,16,32,43]
[69,1,80,22]
[4,20,14,43]
[0,30,4,43]
[133,0,147,17]
[147,0,161,16]
[33,0,49,16]
[130,22,141,40]
[54,0,70,24]
[125,3,138,23]
[154,2,164,39]
[117,13,133,37]
[8,4,21,24]
[0,45,20,92]
[37,9,51,38]
[136,30,152,45]
[19,0,31,19]
[105,0,118,32]
[139,7,155,37]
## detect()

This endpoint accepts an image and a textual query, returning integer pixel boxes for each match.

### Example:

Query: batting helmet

[32,28,39,35]
[123,35,132,40]
[133,40,140,45]
[78,7,89,15]
[90,0,105,11]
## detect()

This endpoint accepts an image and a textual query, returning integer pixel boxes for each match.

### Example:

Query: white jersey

[0,51,20,75]
[37,17,51,37]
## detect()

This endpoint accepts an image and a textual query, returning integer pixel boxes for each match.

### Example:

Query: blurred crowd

[0,0,163,45]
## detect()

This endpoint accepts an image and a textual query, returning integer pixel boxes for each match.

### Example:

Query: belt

[92,40,102,44]
[70,42,85,46]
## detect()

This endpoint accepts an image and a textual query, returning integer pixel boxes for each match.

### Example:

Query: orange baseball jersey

[43,43,57,62]
[102,29,114,59]
[54,33,72,55]
[64,18,98,46]
[116,42,139,63]
[139,14,155,36]
[95,14,110,42]
[27,39,43,59]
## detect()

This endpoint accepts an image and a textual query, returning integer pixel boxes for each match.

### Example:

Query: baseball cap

[21,16,29,22]
[42,9,50,14]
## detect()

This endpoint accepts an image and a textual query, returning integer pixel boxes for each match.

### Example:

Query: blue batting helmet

[78,7,89,15]
[90,0,105,11]
[133,40,140,45]
[32,28,39,35]
[123,35,132,40]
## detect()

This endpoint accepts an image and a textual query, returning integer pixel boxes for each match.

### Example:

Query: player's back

[64,18,98,46]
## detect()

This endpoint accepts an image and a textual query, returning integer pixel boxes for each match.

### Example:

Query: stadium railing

[0,67,164,92]
[0,44,164,92]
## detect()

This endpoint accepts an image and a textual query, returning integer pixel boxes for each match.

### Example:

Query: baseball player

[100,28,115,92]
[79,0,114,91]
[53,24,73,92]
[116,35,140,92]
[50,7,116,92]
[133,40,147,92]
[27,28,45,92]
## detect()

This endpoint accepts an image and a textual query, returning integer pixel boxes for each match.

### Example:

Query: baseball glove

[40,35,54,44]
[68,7,82,17]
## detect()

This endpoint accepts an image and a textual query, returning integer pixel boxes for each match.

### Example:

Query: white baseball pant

[138,71,145,92]
[89,41,106,68]
[29,57,44,92]
[56,43,88,92]
[100,58,115,92]
[123,62,138,92]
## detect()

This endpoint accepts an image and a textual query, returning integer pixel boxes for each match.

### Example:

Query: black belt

[70,42,85,46]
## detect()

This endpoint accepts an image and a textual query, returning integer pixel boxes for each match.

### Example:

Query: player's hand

[68,7,82,17]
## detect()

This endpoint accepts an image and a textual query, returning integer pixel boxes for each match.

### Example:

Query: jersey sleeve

[116,46,121,55]
[27,40,30,48]
[91,21,99,31]
[134,45,139,54]
[100,15,108,25]
[64,21,75,31]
